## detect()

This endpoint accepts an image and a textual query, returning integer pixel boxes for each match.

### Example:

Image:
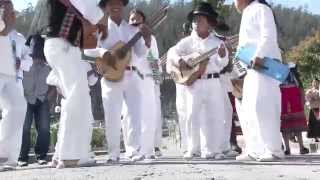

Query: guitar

[96,6,169,82]
[169,35,238,84]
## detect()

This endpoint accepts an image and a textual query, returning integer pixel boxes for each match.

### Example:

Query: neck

[111,16,123,26]
[197,31,210,39]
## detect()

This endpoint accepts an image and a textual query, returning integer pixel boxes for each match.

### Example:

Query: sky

[12,0,320,15]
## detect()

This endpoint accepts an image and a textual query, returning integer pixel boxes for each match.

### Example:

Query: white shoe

[105,156,120,164]
[79,159,96,167]
[143,155,156,163]
[201,153,214,159]
[154,147,162,157]
[131,154,144,162]
[257,153,282,162]
[236,154,256,161]
[214,153,226,160]
[183,151,195,160]
[223,150,239,157]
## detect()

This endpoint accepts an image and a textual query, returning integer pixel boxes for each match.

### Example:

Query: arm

[167,37,193,66]
[254,5,279,59]
[70,0,104,24]
[213,42,229,71]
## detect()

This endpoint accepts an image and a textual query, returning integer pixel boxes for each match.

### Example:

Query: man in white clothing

[85,0,151,163]
[0,0,27,170]
[167,2,229,160]
[234,0,284,162]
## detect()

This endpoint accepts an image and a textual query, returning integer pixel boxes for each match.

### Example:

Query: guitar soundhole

[116,48,127,59]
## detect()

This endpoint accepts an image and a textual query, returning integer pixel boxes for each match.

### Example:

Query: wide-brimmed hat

[187,2,229,31]
[98,0,129,8]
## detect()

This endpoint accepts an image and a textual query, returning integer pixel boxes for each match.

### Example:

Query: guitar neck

[122,32,143,53]
[188,47,218,67]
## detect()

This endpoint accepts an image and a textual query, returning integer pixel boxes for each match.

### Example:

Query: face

[192,15,211,36]
[129,12,144,26]
[105,0,124,19]
[312,80,319,88]
[234,0,249,13]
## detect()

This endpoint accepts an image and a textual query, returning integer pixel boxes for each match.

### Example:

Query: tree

[286,31,320,88]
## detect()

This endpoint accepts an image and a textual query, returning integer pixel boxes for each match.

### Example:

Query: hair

[98,0,107,9]
[249,0,271,7]
[26,34,46,60]
[314,78,319,82]
[129,9,146,23]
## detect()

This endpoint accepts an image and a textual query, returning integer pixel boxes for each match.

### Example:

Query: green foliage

[286,31,320,88]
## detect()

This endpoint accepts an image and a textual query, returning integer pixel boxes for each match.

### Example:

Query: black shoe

[284,150,291,155]
[300,147,309,155]
[315,138,319,142]
[154,147,162,157]
[17,161,28,167]
[231,144,242,154]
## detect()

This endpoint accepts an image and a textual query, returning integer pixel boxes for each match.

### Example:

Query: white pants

[221,93,233,152]
[101,71,141,158]
[241,70,283,158]
[154,84,162,148]
[175,84,188,152]
[44,38,92,160]
[0,74,27,163]
[185,79,226,156]
[138,77,159,156]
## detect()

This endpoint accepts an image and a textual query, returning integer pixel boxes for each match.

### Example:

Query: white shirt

[85,18,148,67]
[0,35,15,77]
[167,31,229,75]
[238,0,282,60]
[70,0,104,24]
[139,35,160,74]
[8,30,33,79]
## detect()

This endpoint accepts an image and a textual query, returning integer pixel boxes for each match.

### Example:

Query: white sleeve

[70,0,104,24]
[212,42,229,70]
[167,37,192,66]
[254,6,278,59]
[151,36,159,59]
[84,48,108,58]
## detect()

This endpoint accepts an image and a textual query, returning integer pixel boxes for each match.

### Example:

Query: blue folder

[235,46,290,82]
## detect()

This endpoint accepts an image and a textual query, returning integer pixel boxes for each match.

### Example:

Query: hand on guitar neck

[138,24,152,48]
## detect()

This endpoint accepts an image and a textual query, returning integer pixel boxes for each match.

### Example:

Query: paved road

[1,136,320,180]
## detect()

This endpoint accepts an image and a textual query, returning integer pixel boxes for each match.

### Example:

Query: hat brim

[187,10,229,31]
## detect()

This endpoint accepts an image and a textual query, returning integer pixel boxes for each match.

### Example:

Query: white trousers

[154,84,162,148]
[138,77,159,156]
[0,74,27,163]
[185,79,226,156]
[221,92,233,152]
[44,38,92,160]
[240,70,283,158]
[175,84,188,152]
[101,71,141,158]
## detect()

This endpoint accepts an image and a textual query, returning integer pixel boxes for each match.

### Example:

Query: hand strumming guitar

[97,51,117,73]
[184,59,208,86]
[178,59,192,71]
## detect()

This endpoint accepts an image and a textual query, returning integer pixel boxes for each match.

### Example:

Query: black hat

[187,2,229,31]
[98,0,129,8]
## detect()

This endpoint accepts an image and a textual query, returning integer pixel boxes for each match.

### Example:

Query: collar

[191,30,216,41]
[108,17,127,29]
